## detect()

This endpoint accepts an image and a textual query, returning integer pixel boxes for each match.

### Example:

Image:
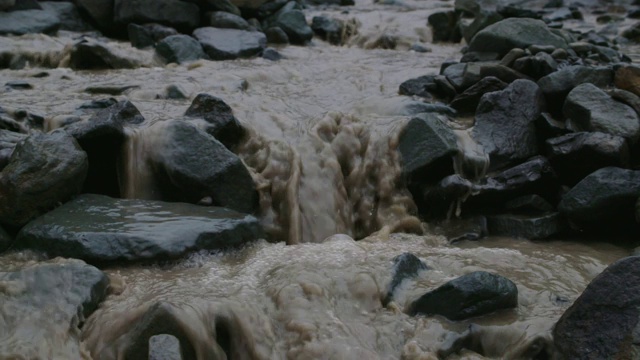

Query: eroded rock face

[554,256,640,359]
[0,130,88,227]
[16,194,263,264]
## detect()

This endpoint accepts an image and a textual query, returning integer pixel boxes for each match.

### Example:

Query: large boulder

[471,79,544,171]
[559,167,640,233]
[545,132,630,186]
[564,83,640,143]
[156,35,207,64]
[16,194,263,263]
[408,271,518,320]
[0,131,88,228]
[271,9,313,45]
[68,38,148,70]
[74,0,114,33]
[40,2,93,32]
[554,256,640,359]
[0,9,60,35]
[208,11,251,30]
[467,18,568,58]
[147,120,258,214]
[114,0,200,32]
[193,27,266,60]
[0,260,109,358]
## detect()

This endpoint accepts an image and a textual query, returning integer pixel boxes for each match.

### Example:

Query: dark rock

[536,112,569,141]
[114,0,200,33]
[5,81,33,90]
[471,79,544,171]
[77,98,118,110]
[6,0,40,11]
[156,35,207,64]
[529,44,556,54]
[0,9,60,35]
[305,0,354,4]
[530,51,558,79]
[428,11,462,43]
[438,216,488,243]
[68,39,142,70]
[128,23,178,49]
[208,11,251,30]
[559,167,640,233]
[185,94,246,149]
[504,194,554,214]
[0,224,10,251]
[563,83,640,142]
[467,18,568,58]
[17,194,263,263]
[546,132,630,186]
[0,260,109,356]
[85,85,140,95]
[0,131,88,227]
[398,75,437,99]
[382,253,428,306]
[442,62,476,91]
[262,47,282,61]
[311,16,344,45]
[148,120,258,213]
[193,27,266,60]
[487,212,562,239]
[537,65,613,114]
[74,0,114,33]
[272,9,313,45]
[0,0,14,11]
[408,271,518,320]
[449,76,507,115]
[496,5,542,19]
[265,26,289,44]
[554,256,640,359]
[479,63,531,84]
[500,48,526,67]
[164,85,188,100]
[615,64,640,98]
[40,1,93,32]
[149,334,182,360]
[461,10,503,43]
[197,0,241,16]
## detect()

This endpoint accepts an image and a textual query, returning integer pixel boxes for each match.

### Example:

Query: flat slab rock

[16,194,264,264]
[193,27,266,60]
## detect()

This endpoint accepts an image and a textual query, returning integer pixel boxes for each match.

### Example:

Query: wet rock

[0,9,60,35]
[398,75,436,99]
[461,10,503,43]
[408,271,518,320]
[409,43,431,53]
[149,334,182,360]
[428,11,462,43]
[68,39,143,70]
[265,26,289,44]
[77,98,118,110]
[398,113,458,185]
[0,131,88,227]
[382,253,428,306]
[487,212,562,239]
[564,83,640,142]
[554,256,640,359]
[530,51,558,79]
[479,63,530,84]
[443,62,478,91]
[615,64,640,98]
[0,0,14,11]
[0,109,31,133]
[17,194,263,263]
[311,16,344,45]
[156,35,207,64]
[74,0,114,33]
[164,85,188,100]
[421,174,474,219]
[467,18,568,58]
[128,23,178,49]
[504,194,554,214]
[471,79,544,171]
[537,65,613,113]
[5,81,33,90]
[271,9,313,45]
[40,1,92,32]
[208,11,251,30]
[559,167,640,234]
[85,85,140,95]
[545,132,629,186]
[0,260,109,357]
[114,0,200,33]
[197,0,241,15]
[500,48,526,67]
[449,76,507,115]
[194,27,266,60]
[149,121,258,214]
[262,47,282,61]
[185,94,246,149]
[496,5,542,19]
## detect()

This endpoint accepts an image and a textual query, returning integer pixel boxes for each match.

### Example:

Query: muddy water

[0,0,636,358]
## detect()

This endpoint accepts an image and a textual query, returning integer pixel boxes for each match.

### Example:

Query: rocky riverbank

[2,0,640,358]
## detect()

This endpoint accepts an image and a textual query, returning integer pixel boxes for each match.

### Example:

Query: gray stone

[398,75,437,99]
[208,11,251,30]
[408,271,518,320]
[114,0,200,32]
[467,18,568,58]
[545,132,629,186]
[0,9,60,35]
[500,48,526,67]
[487,212,562,239]
[564,83,640,142]
[39,2,92,32]
[537,65,613,111]
[530,51,558,78]
[156,35,207,64]
[311,16,344,45]
[128,23,178,49]
[428,11,462,43]
[265,26,289,44]
[262,47,282,61]
[554,256,640,359]
[273,9,313,45]
[450,76,507,115]
[185,94,246,149]
[193,27,266,60]
[0,131,88,227]
[471,79,544,170]
[68,39,143,70]
[17,194,263,263]
[461,10,503,43]
[504,194,554,214]
[74,0,114,33]
[479,63,531,84]
[559,167,640,233]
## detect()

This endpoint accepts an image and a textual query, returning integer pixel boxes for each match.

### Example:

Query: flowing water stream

[0,0,636,358]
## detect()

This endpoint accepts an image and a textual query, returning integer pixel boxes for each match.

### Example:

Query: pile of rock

[399,16,640,241]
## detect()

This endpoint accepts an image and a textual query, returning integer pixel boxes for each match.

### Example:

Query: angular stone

[311,16,344,45]
[537,65,613,112]
[0,131,88,227]
[554,256,640,359]
[461,10,503,43]
[398,75,437,99]
[40,1,93,32]
[128,23,178,49]
[272,9,313,45]
[487,212,561,239]
[208,11,251,30]
[74,0,114,33]
[193,27,266,60]
[184,94,246,149]
[428,11,462,43]
[17,194,263,263]
[615,64,640,98]
[382,253,428,306]
[408,271,518,320]
[450,76,507,115]
[504,194,554,214]
[0,9,60,35]
[156,35,207,64]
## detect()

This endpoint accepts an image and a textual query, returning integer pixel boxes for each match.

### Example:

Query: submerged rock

[382,253,428,306]
[156,35,207,64]
[74,0,114,33]
[17,194,263,263]
[0,260,109,358]
[208,11,251,30]
[0,131,88,228]
[408,271,518,320]
[554,256,640,359]
[193,27,266,60]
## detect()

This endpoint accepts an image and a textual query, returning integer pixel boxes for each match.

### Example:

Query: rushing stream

[0,0,638,358]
